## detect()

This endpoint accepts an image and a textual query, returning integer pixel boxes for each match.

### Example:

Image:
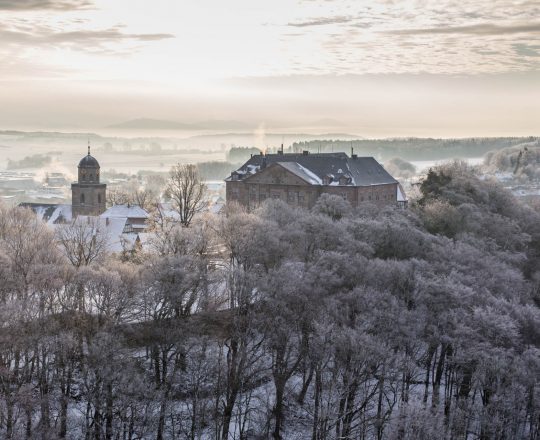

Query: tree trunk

[311,367,321,440]
[342,378,359,439]
[59,365,71,438]
[222,339,240,440]
[105,381,113,440]
[432,344,448,408]
[423,344,436,404]
[297,364,314,405]
[272,378,286,440]
[376,366,386,440]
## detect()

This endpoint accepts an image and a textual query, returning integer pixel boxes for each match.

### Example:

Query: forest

[0,162,539,439]
[292,138,540,161]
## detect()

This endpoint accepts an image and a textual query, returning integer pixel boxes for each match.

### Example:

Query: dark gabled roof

[228,152,397,186]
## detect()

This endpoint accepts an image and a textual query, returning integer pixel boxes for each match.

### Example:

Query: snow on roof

[230,153,396,186]
[21,203,72,225]
[276,162,323,185]
[156,202,181,221]
[101,204,149,219]
[246,164,260,173]
[71,216,129,252]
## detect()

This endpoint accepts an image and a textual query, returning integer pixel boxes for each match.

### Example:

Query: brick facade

[71,182,107,217]
[226,157,402,210]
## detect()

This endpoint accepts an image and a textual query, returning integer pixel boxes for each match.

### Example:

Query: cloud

[288,16,353,27]
[0,23,174,50]
[0,0,92,10]
[387,22,540,36]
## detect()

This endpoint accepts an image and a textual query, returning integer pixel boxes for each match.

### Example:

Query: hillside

[0,164,538,439]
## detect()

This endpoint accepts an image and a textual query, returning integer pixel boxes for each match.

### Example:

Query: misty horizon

[0,0,539,138]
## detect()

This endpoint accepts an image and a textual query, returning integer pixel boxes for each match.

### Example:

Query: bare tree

[131,188,157,211]
[165,164,206,227]
[55,217,110,267]
[106,188,130,207]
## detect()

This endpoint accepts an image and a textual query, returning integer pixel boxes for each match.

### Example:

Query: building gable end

[243,163,313,186]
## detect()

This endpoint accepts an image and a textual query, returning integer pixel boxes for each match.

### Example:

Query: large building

[225,151,406,210]
[71,146,107,217]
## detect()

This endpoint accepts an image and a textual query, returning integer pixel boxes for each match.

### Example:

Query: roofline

[244,162,317,185]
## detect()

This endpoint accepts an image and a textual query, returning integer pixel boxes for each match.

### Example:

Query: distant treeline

[226,146,261,163]
[197,161,241,180]
[7,154,52,169]
[291,137,540,160]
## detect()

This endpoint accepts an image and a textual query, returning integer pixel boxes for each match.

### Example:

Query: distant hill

[107,118,348,131]
[108,118,254,131]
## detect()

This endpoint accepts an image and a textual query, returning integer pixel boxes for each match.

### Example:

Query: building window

[230,188,239,199]
[249,186,257,200]
[80,193,85,204]
[98,194,101,204]
[288,191,298,203]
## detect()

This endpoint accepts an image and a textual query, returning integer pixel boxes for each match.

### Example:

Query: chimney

[261,156,267,169]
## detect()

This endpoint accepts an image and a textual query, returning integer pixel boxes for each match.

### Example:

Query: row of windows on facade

[80,193,102,204]
[230,188,395,202]
[231,173,352,186]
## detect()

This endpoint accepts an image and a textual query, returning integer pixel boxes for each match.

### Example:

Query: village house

[225,151,407,210]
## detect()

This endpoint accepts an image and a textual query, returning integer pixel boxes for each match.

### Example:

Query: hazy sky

[0,0,539,136]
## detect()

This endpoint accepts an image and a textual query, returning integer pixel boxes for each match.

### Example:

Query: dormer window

[338,175,351,185]
[322,174,333,185]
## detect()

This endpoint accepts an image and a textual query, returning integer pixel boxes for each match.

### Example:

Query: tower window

[98,194,101,204]
[81,193,85,204]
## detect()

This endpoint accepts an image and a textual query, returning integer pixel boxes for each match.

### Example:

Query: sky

[0,0,539,137]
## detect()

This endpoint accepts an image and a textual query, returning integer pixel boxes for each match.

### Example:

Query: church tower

[71,145,107,217]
